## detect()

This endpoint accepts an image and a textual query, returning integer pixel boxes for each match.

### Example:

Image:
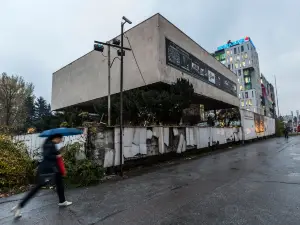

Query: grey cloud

[0,0,298,115]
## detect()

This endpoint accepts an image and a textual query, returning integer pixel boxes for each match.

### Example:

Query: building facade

[213,37,276,118]
[52,14,239,113]
[260,74,276,118]
[213,37,262,114]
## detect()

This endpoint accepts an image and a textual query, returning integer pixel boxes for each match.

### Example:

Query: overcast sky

[0,0,298,115]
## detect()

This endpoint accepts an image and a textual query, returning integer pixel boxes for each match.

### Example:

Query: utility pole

[107,43,111,126]
[93,40,131,126]
[274,75,280,117]
[119,16,132,176]
[94,16,132,176]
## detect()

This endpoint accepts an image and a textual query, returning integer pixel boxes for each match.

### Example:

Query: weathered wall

[96,126,242,168]
[240,109,275,140]
[13,129,87,159]
[14,110,275,165]
[52,13,239,111]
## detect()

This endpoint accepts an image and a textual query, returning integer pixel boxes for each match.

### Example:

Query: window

[226,50,230,55]
[241,100,245,107]
[247,44,249,50]
[239,63,242,68]
[239,93,241,98]
[245,83,252,90]
[244,53,248,59]
[230,57,233,62]
[242,92,244,98]
[231,64,233,70]
[238,70,242,76]
[227,58,229,63]
[228,65,230,69]
[252,91,254,97]
[248,99,253,106]
[231,50,233,55]
[238,47,240,53]
[244,69,249,76]
[241,45,244,52]
[220,54,226,61]
[245,92,248,98]
[240,85,243,91]
[245,77,251,83]
[235,63,239,69]
[249,60,251,65]
[242,61,246,67]
[234,48,237,54]
[237,55,240,61]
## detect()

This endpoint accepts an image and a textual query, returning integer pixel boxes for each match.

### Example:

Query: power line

[101,52,107,58]
[124,35,147,86]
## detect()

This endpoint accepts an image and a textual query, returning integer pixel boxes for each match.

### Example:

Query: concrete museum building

[52,14,239,120]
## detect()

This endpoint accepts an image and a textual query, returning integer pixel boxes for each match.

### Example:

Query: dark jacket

[37,139,59,175]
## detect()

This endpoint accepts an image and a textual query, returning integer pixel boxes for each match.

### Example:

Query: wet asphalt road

[1,137,300,224]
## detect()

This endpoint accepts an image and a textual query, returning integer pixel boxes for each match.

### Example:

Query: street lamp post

[119,16,132,176]
[107,44,111,126]
[93,16,132,176]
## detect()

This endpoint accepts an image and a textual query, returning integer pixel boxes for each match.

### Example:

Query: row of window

[227,60,252,70]
[226,43,252,56]
[228,52,248,63]
[239,90,255,98]
[241,99,253,107]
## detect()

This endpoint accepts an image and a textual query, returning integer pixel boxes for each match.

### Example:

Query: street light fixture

[122,16,132,24]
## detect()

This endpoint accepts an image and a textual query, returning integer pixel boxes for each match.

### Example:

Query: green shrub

[62,142,105,187]
[275,119,284,137]
[0,135,35,189]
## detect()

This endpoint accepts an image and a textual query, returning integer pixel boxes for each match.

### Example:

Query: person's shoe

[11,205,22,219]
[58,201,72,207]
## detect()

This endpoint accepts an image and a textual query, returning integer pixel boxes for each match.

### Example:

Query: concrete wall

[13,129,87,159]
[15,110,275,165]
[240,109,275,141]
[157,15,239,107]
[52,14,161,110]
[52,13,239,111]
[97,126,242,168]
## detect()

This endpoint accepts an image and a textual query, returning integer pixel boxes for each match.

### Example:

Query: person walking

[11,134,72,218]
[284,126,289,139]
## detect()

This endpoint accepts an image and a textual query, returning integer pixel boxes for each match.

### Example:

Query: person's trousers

[19,173,66,208]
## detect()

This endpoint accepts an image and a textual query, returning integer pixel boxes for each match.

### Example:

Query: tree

[35,96,51,119]
[0,73,34,131]
[23,95,36,132]
[94,78,195,125]
[293,116,298,124]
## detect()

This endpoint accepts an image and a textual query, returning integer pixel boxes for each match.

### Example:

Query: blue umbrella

[39,127,83,138]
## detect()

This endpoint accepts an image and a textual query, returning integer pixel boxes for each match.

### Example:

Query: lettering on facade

[166,38,237,97]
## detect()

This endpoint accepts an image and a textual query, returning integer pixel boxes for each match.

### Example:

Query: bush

[62,143,105,187]
[275,118,284,137]
[0,135,35,189]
